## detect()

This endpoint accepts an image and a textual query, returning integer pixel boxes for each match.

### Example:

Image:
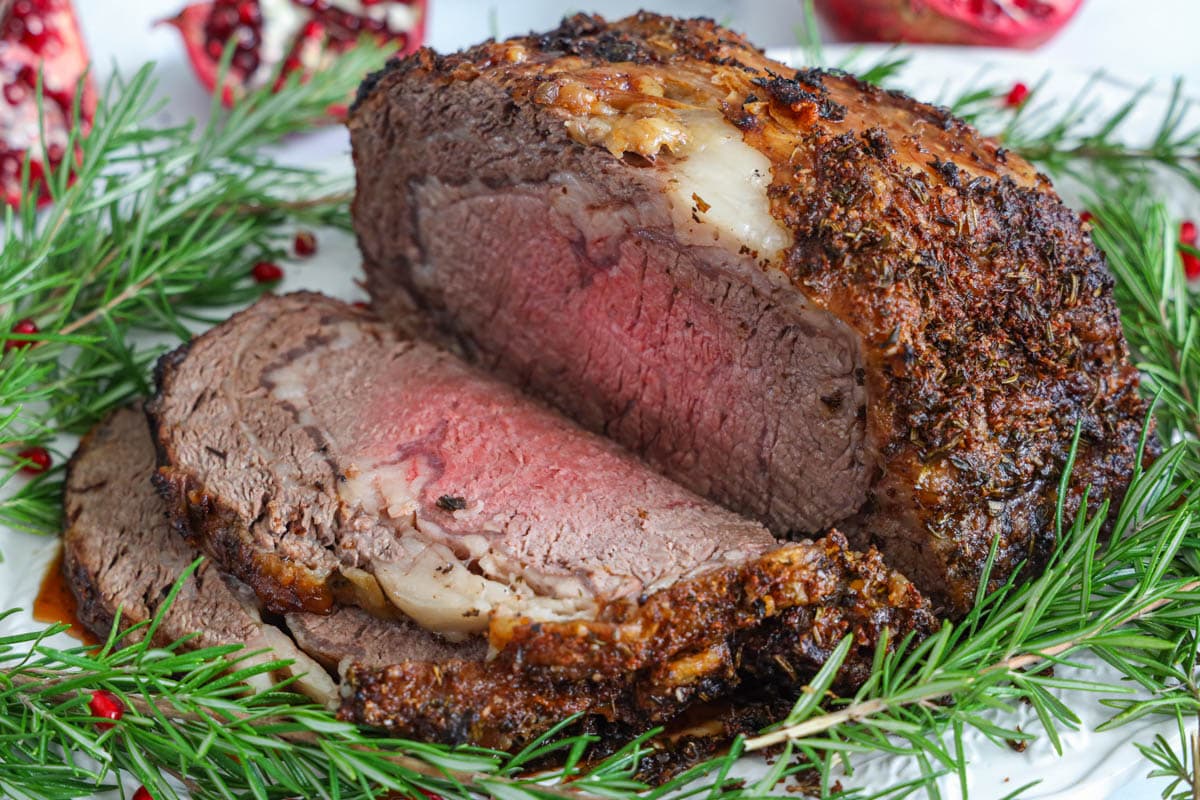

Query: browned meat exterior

[149,292,777,631]
[63,405,481,703]
[341,533,936,749]
[349,13,1149,614]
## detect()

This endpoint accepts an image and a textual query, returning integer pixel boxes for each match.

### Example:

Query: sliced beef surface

[349,13,1150,615]
[149,292,778,631]
[63,404,480,703]
[341,533,936,749]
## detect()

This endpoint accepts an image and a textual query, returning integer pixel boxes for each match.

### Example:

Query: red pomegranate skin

[163,1,426,111]
[814,0,1084,49]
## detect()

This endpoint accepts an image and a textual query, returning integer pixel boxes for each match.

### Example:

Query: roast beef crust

[351,13,1150,614]
[152,463,337,615]
[341,533,937,749]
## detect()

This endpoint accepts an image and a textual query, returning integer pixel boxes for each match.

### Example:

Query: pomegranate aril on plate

[293,230,317,257]
[163,0,426,113]
[1005,82,1030,107]
[1182,220,1197,245]
[1183,253,1200,281]
[88,688,124,729]
[251,260,283,283]
[1181,220,1199,281]
[5,317,38,351]
[17,445,51,475]
[0,0,96,206]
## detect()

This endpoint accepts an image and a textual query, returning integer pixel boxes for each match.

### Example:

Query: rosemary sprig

[0,564,744,800]
[0,46,388,536]
[1090,191,1199,441]
[741,431,1200,773]
[1002,75,1200,191]
[936,69,1200,192]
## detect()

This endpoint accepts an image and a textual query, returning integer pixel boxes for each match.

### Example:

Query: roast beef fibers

[349,13,1149,615]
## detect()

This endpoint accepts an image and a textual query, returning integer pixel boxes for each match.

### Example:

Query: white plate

[2,43,1195,800]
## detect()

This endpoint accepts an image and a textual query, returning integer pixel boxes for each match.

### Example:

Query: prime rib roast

[349,13,1149,615]
[56,11,1149,757]
[144,291,934,746]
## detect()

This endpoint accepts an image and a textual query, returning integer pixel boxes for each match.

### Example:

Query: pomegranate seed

[1004,82,1029,108]
[1181,220,1197,246]
[237,2,261,25]
[251,261,283,283]
[208,6,239,36]
[88,689,124,730]
[132,787,153,800]
[1183,252,1200,281]
[3,83,28,105]
[301,20,325,40]
[1079,210,1093,224]
[2,16,24,39]
[233,50,259,74]
[5,318,38,351]
[293,230,318,257]
[20,19,61,53]
[17,446,50,475]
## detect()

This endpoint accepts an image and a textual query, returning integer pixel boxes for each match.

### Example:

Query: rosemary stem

[745,580,1200,752]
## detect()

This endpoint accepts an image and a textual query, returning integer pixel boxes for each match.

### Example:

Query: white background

[75,0,1200,86]
[41,1,1200,798]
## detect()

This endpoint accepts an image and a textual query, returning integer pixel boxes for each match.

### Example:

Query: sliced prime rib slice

[348,13,1150,615]
[62,404,482,704]
[342,533,935,749]
[148,291,778,630]
[64,400,931,758]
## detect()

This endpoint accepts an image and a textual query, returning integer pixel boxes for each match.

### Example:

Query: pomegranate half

[814,0,1083,49]
[163,0,426,109]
